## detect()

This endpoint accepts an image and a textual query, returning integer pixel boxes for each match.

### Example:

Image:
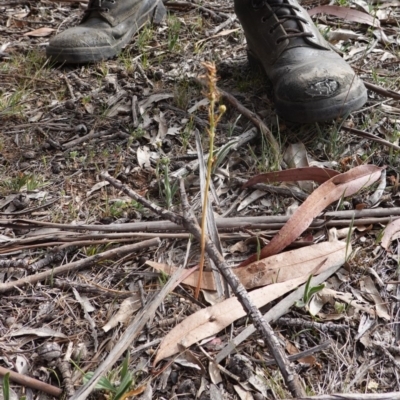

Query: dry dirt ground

[1,0,400,399]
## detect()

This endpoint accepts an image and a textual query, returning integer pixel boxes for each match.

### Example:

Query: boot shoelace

[252,0,314,43]
[85,0,116,14]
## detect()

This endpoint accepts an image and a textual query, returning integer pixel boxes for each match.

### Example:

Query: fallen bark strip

[1,207,400,234]
[291,393,400,400]
[102,172,305,398]
[0,238,160,294]
[0,365,62,397]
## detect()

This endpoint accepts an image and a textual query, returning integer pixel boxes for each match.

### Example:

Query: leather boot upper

[234,0,367,122]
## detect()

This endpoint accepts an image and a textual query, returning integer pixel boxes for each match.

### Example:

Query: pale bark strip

[291,394,400,400]
[102,172,306,398]
[0,239,160,294]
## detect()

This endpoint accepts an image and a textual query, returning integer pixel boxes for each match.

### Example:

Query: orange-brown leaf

[243,167,340,188]
[240,165,384,267]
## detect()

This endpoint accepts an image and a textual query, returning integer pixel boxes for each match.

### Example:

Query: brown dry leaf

[284,143,309,169]
[243,167,339,187]
[102,294,141,332]
[359,276,390,320]
[235,241,349,289]
[241,165,383,267]
[23,27,55,37]
[154,275,310,364]
[381,218,400,250]
[283,143,313,192]
[147,261,216,290]
[148,240,348,291]
[308,5,381,28]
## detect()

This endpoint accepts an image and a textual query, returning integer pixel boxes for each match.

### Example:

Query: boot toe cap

[274,59,367,123]
[47,27,114,51]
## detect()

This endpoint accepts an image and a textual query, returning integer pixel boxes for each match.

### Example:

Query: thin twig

[0,366,62,397]
[364,81,400,101]
[217,86,280,161]
[341,125,400,151]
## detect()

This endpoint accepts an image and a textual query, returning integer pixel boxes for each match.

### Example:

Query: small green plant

[180,118,195,151]
[158,269,169,286]
[157,158,178,209]
[296,275,325,311]
[83,353,134,400]
[2,372,10,400]
[69,151,78,161]
[334,301,346,314]
[0,173,46,193]
[167,14,182,52]
[81,96,91,105]
[137,25,154,52]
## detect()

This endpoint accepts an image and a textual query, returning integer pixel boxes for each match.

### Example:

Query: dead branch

[0,259,28,269]
[1,207,400,235]
[0,365,62,397]
[364,81,400,101]
[0,238,160,294]
[276,318,350,333]
[341,125,400,151]
[101,171,305,398]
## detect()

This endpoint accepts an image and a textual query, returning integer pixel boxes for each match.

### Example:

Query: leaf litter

[1,0,400,398]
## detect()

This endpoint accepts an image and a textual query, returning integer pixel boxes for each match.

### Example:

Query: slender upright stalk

[195,62,225,299]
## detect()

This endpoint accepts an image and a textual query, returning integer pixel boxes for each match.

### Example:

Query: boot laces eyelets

[252,0,264,9]
[105,7,109,11]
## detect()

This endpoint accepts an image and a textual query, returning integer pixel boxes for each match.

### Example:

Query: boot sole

[247,51,368,124]
[46,1,166,64]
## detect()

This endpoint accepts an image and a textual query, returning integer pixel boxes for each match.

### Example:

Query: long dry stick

[0,238,160,293]
[292,393,400,400]
[1,207,400,234]
[101,172,305,398]
[0,366,62,397]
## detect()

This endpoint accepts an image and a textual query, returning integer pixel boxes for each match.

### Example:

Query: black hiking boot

[234,0,367,123]
[46,0,166,64]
